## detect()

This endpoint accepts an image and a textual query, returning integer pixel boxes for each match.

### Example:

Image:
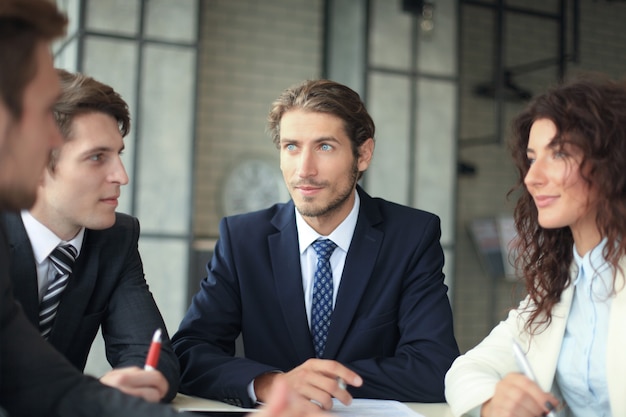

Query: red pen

[144,328,162,371]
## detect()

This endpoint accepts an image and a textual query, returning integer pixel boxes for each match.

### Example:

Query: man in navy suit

[1,69,179,402]
[172,79,460,411]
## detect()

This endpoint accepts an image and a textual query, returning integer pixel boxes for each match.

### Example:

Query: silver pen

[512,339,557,417]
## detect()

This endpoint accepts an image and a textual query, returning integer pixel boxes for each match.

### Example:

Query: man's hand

[256,376,333,417]
[481,373,559,417]
[99,366,169,403]
[254,359,363,410]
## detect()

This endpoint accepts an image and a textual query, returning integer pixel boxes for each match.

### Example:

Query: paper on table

[330,399,425,417]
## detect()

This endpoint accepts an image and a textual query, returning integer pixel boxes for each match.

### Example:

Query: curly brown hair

[508,73,626,333]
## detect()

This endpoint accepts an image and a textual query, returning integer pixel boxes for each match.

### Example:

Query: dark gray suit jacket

[0,217,191,417]
[1,211,179,401]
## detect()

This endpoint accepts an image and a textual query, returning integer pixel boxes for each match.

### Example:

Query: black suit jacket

[172,186,459,407]
[1,212,179,401]
[0,218,191,417]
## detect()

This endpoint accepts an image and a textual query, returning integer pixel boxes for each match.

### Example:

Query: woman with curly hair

[445,74,626,417]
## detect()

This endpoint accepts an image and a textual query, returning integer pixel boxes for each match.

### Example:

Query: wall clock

[220,158,289,217]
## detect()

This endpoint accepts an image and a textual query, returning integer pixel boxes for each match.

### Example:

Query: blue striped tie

[311,239,337,358]
[39,244,77,339]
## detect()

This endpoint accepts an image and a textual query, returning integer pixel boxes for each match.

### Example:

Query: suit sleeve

[0,268,85,416]
[54,377,194,417]
[342,215,459,402]
[99,216,180,402]
[0,222,192,417]
[172,217,277,408]
[0,292,189,417]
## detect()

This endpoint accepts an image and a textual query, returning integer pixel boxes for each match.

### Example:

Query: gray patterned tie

[39,243,77,339]
[311,239,337,358]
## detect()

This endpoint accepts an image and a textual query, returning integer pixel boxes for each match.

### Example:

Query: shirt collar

[21,210,85,264]
[295,190,360,254]
[572,237,610,287]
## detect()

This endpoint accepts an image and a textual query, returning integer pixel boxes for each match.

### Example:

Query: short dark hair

[49,69,131,169]
[0,0,67,119]
[267,79,375,157]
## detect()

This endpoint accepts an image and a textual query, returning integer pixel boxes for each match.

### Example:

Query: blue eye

[285,144,296,151]
[321,144,332,151]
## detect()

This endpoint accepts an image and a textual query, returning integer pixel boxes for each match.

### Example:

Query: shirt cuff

[248,371,284,405]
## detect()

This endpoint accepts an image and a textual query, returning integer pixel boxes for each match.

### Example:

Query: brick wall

[193,0,323,237]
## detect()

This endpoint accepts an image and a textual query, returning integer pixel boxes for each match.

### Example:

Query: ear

[357,137,375,172]
[39,160,55,186]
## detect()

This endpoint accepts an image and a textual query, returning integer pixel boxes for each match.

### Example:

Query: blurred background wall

[52,0,626,375]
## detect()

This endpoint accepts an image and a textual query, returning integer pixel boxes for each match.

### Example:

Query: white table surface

[172,393,454,417]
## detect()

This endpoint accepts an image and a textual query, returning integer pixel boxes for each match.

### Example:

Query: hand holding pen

[144,328,162,371]
[511,339,560,417]
[99,328,167,402]
[480,340,560,417]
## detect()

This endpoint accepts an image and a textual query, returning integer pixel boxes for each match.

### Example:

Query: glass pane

[82,37,139,215]
[85,0,140,36]
[326,0,367,89]
[55,0,81,39]
[136,44,195,234]
[414,79,456,246]
[417,0,457,76]
[369,0,412,70]
[139,237,188,333]
[53,37,79,72]
[365,73,411,206]
[145,0,199,43]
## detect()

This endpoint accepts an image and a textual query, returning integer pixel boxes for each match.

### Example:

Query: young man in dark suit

[1,68,180,402]
[173,79,460,411]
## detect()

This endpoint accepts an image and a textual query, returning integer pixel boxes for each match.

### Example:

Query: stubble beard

[295,159,359,219]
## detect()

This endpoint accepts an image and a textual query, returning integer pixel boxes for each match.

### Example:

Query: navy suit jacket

[1,211,180,401]
[172,186,459,407]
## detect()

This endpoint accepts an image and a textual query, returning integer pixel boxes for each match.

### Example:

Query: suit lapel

[606,257,626,416]
[269,188,385,360]
[527,283,574,392]
[5,215,40,325]
[323,188,383,358]
[269,203,316,361]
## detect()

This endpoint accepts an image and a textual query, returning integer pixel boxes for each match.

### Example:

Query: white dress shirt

[248,190,360,402]
[21,210,85,301]
[295,191,360,327]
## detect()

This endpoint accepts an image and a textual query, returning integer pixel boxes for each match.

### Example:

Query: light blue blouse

[556,238,613,417]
